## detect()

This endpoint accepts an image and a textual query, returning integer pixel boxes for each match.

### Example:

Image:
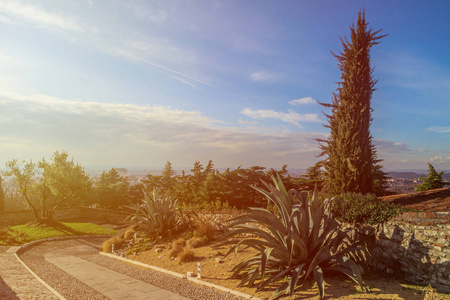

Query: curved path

[11,237,243,300]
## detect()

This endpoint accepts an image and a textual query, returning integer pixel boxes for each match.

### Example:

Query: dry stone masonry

[359,213,450,293]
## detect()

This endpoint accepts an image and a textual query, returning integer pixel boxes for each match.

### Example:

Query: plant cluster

[332,193,408,225]
[142,161,306,210]
[125,190,183,239]
[220,175,369,299]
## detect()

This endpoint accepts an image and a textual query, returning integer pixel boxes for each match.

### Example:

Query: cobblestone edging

[99,252,262,300]
[14,235,112,300]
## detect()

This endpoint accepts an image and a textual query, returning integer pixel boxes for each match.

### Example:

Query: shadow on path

[0,276,19,300]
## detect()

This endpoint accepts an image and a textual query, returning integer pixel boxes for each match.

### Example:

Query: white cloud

[250,71,277,82]
[0,1,82,31]
[241,108,321,127]
[427,126,450,133]
[289,97,317,106]
[0,92,326,168]
[373,139,410,153]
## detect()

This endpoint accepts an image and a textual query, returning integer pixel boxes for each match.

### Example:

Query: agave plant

[125,189,183,239]
[220,175,369,299]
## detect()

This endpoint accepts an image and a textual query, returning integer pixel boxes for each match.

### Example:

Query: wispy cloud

[0,1,82,31]
[373,139,410,153]
[241,108,321,127]
[427,126,450,133]
[250,71,277,82]
[0,92,326,168]
[120,52,215,88]
[289,97,317,106]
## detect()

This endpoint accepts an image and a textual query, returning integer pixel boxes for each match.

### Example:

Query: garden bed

[125,238,449,299]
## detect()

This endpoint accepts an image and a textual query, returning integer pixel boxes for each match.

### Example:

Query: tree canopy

[415,163,449,191]
[3,150,91,224]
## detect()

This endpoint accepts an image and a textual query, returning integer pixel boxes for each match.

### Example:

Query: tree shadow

[0,276,19,299]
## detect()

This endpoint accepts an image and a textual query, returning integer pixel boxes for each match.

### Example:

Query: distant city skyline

[0,1,449,170]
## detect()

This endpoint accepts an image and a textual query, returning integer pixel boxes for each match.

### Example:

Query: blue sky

[0,0,449,171]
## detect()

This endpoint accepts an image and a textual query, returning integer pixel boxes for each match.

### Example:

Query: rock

[187,271,195,277]
[215,257,223,263]
[155,248,163,253]
[387,268,395,275]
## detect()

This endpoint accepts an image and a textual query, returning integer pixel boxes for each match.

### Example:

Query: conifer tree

[317,11,387,195]
[415,163,449,191]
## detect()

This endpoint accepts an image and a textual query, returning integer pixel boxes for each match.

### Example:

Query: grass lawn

[0,222,117,245]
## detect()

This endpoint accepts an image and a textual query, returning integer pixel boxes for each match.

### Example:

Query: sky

[0,0,449,172]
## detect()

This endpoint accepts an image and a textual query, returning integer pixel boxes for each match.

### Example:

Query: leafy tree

[317,11,388,196]
[94,168,130,209]
[3,150,91,224]
[415,163,449,191]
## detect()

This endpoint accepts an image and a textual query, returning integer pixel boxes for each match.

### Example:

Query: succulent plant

[125,189,183,239]
[220,175,369,298]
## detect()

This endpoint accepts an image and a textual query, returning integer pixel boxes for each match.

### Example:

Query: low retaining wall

[0,207,129,227]
[356,215,450,293]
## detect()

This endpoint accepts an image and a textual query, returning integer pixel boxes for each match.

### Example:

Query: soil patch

[382,188,450,212]
[127,239,449,299]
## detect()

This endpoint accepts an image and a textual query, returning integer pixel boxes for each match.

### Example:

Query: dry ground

[126,238,450,300]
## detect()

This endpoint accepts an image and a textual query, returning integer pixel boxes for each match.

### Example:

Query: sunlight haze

[0,0,449,171]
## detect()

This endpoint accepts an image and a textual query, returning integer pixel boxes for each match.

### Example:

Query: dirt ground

[127,238,450,300]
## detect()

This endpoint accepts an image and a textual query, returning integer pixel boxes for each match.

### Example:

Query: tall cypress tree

[317,11,387,195]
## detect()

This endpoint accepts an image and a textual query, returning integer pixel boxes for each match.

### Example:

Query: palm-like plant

[220,175,369,298]
[126,189,183,239]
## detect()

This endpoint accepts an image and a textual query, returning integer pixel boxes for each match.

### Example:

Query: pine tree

[415,163,449,191]
[317,11,388,195]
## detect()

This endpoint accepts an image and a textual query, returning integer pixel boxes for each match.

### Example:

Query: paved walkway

[0,240,190,300]
[0,248,59,300]
[44,245,188,300]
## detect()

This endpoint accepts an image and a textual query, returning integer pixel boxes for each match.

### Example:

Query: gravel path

[18,237,245,300]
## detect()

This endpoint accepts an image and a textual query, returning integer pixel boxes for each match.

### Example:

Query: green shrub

[219,175,369,299]
[332,193,407,225]
[125,189,183,239]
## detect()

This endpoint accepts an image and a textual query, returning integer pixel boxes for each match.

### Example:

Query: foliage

[142,160,298,210]
[220,175,369,299]
[3,150,91,224]
[93,168,131,209]
[0,176,4,212]
[0,222,115,245]
[126,189,183,239]
[316,11,388,196]
[415,163,449,191]
[332,193,407,225]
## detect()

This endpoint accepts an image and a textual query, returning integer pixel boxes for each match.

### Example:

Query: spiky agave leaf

[220,175,368,299]
[125,189,182,238]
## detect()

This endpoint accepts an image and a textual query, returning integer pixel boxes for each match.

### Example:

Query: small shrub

[332,193,408,224]
[196,219,216,240]
[101,225,138,253]
[102,236,124,253]
[179,247,197,263]
[170,238,186,258]
[186,236,208,248]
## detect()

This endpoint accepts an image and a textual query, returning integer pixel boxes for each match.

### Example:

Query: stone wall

[358,215,450,293]
[0,207,128,227]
